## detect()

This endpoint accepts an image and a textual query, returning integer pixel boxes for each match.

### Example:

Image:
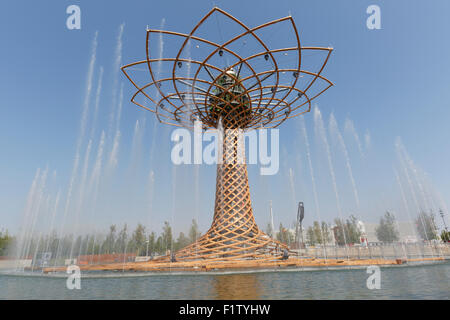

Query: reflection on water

[0,262,449,299]
[212,274,261,299]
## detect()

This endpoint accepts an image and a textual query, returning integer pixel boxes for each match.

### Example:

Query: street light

[146,239,150,258]
[295,202,305,249]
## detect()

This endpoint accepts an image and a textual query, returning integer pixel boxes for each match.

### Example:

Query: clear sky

[1,0,450,236]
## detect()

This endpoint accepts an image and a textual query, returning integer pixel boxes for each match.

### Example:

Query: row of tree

[4,219,202,259]
[266,210,449,246]
[332,215,361,245]
[376,210,448,243]
[83,219,202,256]
[268,216,361,246]
[0,230,13,256]
[2,211,449,257]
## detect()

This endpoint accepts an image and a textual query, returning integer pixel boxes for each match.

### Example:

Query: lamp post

[146,239,150,258]
[296,202,305,249]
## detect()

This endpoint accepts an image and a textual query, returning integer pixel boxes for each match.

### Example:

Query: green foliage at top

[209,73,250,123]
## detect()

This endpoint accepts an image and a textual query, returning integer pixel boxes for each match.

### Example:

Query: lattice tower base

[170,128,288,262]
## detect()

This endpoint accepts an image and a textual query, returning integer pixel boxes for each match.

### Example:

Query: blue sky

[1,0,450,236]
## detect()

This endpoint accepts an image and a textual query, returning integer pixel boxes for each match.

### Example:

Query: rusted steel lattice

[122,7,333,263]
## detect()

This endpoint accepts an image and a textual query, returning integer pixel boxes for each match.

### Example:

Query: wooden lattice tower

[121,7,333,263]
[173,127,285,262]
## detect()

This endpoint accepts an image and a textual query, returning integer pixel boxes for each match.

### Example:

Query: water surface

[1,262,449,299]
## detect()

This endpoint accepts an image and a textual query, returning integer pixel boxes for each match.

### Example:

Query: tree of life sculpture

[121,7,333,263]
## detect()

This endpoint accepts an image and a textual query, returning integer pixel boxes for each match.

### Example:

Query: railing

[290,243,450,260]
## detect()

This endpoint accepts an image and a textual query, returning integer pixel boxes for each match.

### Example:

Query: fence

[292,243,450,260]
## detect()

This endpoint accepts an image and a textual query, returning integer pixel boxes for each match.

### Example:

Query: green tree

[130,223,146,255]
[147,231,156,256]
[306,226,316,246]
[321,222,331,245]
[375,211,399,243]
[440,230,450,242]
[175,232,190,251]
[0,230,13,256]
[155,235,163,254]
[188,219,201,244]
[312,221,323,245]
[102,225,116,254]
[333,218,347,246]
[276,223,293,245]
[346,215,362,244]
[416,211,438,241]
[162,221,173,253]
[333,216,361,245]
[115,224,128,253]
[85,234,99,256]
[308,221,331,245]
